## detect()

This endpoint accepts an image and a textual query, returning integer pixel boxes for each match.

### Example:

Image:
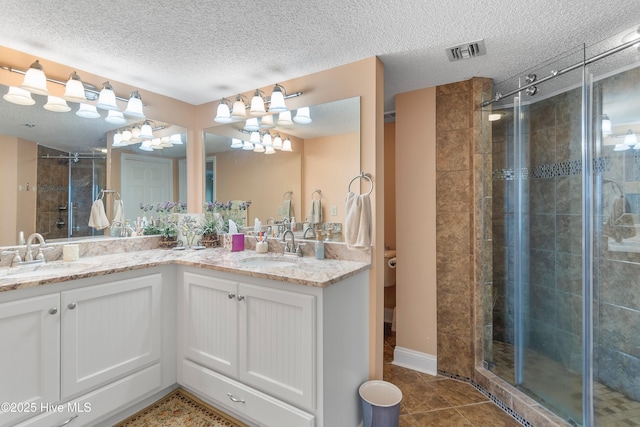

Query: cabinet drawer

[16,363,162,427]
[182,360,314,427]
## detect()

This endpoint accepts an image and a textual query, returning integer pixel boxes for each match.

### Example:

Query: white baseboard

[392,346,437,376]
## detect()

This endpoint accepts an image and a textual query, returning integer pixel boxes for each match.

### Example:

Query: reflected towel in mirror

[282,199,293,220]
[88,199,110,230]
[345,192,371,250]
[112,199,124,225]
[308,199,322,224]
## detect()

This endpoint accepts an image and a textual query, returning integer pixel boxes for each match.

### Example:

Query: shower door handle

[69,202,74,236]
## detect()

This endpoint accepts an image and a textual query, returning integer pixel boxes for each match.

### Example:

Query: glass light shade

[63,72,87,103]
[113,132,123,146]
[214,100,232,123]
[124,91,145,118]
[249,131,261,144]
[139,140,154,151]
[231,98,247,119]
[282,137,292,152]
[159,137,173,148]
[268,84,287,112]
[242,141,254,150]
[20,60,48,95]
[3,86,36,105]
[96,82,119,111]
[262,133,272,146]
[253,143,265,153]
[170,134,183,145]
[230,138,244,148]
[44,96,71,112]
[623,130,637,146]
[151,138,163,149]
[634,143,640,150]
[105,110,127,125]
[272,134,283,149]
[265,145,276,155]
[278,110,293,125]
[614,143,631,152]
[244,117,260,132]
[250,90,266,114]
[76,103,100,119]
[121,130,132,142]
[602,114,612,135]
[139,122,154,139]
[293,106,312,124]
[260,114,275,128]
[131,125,142,139]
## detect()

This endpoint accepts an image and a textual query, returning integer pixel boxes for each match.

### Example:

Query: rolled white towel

[344,192,371,250]
[112,199,124,225]
[308,199,322,224]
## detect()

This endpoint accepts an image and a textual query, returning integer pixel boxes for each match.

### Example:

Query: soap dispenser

[314,231,325,260]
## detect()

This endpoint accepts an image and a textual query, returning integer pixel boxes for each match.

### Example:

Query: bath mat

[114,388,249,427]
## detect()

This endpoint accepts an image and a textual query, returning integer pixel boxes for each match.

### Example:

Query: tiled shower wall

[36,146,69,240]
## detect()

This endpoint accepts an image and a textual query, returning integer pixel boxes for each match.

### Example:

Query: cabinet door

[0,294,60,427]
[60,274,162,400]
[238,283,315,410]
[182,272,238,378]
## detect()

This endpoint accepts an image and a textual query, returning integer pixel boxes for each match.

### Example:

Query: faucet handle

[2,249,22,267]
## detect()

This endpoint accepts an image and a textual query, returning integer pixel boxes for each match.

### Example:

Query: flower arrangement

[203,200,251,235]
[139,200,186,240]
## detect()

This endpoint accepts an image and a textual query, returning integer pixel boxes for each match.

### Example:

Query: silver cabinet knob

[67,302,77,310]
[49,307,58,315]
[228,293,236,299]
[236,295,245,301]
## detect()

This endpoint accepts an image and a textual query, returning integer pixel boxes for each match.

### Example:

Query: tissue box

[223,233,245,252]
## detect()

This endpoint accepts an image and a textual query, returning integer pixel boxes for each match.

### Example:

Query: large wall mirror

[0,82,186,246]
[204,97,360,240]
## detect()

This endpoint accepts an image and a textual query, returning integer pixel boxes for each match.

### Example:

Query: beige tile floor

[383,333,523,427]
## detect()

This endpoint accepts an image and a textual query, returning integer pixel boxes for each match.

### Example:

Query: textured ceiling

[2,0,640,114]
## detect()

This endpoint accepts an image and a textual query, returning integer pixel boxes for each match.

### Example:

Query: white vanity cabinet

[178,267,370,427]
[0,271,169,427]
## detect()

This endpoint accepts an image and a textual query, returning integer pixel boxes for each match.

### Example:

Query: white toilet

[384,250,397,328]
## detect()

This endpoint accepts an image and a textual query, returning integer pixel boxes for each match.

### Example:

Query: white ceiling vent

[445,39,486,61]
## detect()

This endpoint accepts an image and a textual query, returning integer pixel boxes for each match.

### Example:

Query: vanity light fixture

[121,129,133,143]
[76,103,100,119]
[244,117,260,132]
[231,95,249,119]
[272,133,283,149]
[250,89,266,114]
[124,90,145,118]
[249,131,261,144]
[139,139,154,151]
[170,134,184,145]
[261,132,272,146]
[150,138,163,150]
[230,138,244,148]
[260,114,275,128]
[44,95,71,113]
[105,110,127,125]
[293,106,312,124]
[214,98,233,123]
[159,137,174,148]
[63,72,88,103]
[138,120,155,139]
[20,60,48,95]
[278,110,293,125]
[242,140,254,150]
[96,81,119,111]
[265,145,276,155]
[282,137,292,151]
[623,129,637,146]
[253,143,265,153]
[3,86,36,105]
[268,84,287,112]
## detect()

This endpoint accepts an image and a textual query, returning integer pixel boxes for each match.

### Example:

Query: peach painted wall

[302,132,359,227]
[0,136,37,246]
[214,151,302,223]
[384,122,396,250]
[395,87,437,357]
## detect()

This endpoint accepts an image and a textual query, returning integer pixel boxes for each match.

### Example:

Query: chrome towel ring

[312,189,322,200]
[348,172,373,196]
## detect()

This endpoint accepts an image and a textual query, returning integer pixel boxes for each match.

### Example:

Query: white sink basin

[240,257,297,268]
[0,262,91,280]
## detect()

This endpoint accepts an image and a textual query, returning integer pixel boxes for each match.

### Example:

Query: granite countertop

[0,246,371,293]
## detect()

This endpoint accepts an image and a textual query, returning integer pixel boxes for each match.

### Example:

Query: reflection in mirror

[204,97,360,241]
[0,82,186,246]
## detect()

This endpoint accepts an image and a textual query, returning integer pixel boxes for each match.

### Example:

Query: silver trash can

[359,380,402,427]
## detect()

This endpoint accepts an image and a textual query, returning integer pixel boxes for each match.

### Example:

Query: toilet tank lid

[384,250,396,258]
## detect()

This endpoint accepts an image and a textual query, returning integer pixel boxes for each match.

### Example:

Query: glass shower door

[68,157,106,238]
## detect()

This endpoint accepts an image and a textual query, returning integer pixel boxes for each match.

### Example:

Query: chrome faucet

[303,227,317,239]
[24,233,47,263]
[282,229,295,253]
